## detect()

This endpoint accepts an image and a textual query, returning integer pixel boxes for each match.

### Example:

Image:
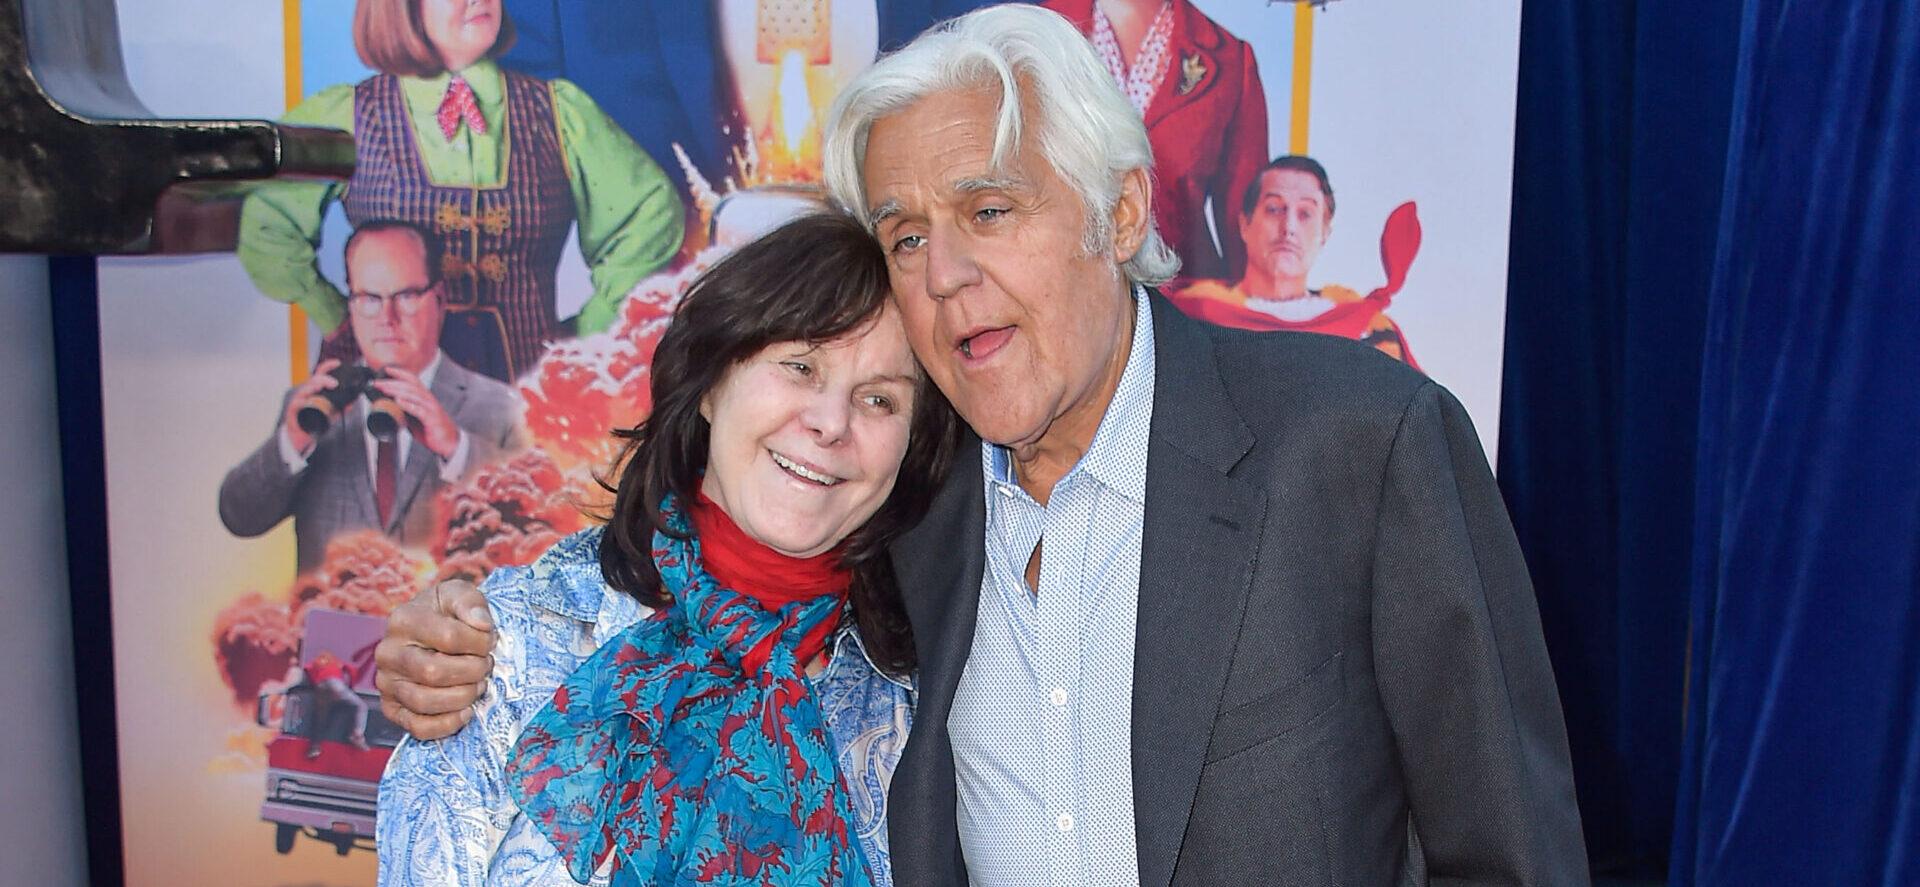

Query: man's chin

[953,405,1046,451]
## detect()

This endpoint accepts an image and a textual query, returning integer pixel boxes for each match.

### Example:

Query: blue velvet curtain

[1500,0,1738,874]
[1505,0,1920,880]
[1671,3,1920,884]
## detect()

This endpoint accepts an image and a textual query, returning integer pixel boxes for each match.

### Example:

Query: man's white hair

[822,4,1182,286]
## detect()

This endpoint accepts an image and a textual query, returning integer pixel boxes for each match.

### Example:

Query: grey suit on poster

[218,358,526,572]
[887,293,1589,886]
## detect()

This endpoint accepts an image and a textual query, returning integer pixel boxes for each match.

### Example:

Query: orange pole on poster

[1289,2,1313,154]
[283,0,311,384]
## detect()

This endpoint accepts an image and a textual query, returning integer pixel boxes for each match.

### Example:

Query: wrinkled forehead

[859,84,1034,214]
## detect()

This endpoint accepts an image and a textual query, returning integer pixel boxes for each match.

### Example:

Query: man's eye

[976,207,1007,222]
[891,234,925,253]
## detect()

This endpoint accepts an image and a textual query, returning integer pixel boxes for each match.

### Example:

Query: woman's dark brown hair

[598,212,963,677]
[354,0,518,79]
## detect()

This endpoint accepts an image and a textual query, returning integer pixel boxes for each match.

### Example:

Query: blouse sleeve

[236,83,358,333]
[375,574,537,887]
[548,78,686,335]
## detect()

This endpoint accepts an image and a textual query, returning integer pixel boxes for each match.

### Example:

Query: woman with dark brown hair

[239,0,685,382]
[376,213,962,886]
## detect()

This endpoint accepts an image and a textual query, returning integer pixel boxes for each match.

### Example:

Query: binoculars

[294,365,406,442]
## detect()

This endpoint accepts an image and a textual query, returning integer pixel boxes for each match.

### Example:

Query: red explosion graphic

[519,253,707,472]
[212,532,424,708]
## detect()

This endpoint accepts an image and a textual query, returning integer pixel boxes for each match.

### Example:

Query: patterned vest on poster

[332,70,575,382]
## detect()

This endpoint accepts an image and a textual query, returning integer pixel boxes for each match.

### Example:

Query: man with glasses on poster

[219,220,528,573]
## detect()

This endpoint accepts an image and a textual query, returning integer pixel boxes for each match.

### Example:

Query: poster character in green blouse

[239,0,685,383]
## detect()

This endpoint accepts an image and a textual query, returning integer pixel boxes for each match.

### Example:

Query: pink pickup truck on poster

[253,608,399,857]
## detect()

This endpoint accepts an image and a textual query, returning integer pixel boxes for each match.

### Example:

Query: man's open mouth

[957,326,1015,362]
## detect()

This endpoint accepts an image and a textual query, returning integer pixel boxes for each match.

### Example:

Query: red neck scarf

[687,492,852,671]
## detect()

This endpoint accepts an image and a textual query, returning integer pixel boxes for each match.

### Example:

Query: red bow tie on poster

[437,77,485,141]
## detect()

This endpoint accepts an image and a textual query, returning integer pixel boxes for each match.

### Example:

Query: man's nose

[924,226,982,301]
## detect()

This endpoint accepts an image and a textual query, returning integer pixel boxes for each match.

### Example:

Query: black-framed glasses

[347,282,441,318]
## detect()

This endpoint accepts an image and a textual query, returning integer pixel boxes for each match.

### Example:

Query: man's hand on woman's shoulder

[374,579,498,740]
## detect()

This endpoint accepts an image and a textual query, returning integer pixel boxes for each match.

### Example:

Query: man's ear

[1109,166,1153,265]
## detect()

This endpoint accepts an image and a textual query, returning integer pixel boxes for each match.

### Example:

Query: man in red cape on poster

[1172,154,1423,368]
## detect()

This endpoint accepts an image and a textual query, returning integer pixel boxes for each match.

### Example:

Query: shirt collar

[985,284,1156,505]
[824,623,915,693]
[417,349,445,389]
[526,525,625,624]
[404,59,505,113]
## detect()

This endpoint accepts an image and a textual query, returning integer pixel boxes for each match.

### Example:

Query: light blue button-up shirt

[950,288,1154,886]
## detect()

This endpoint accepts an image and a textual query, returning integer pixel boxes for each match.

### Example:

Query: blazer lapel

[887,443,986,885]
[1045,0,1216,131]
[1132,292,1265,887]
[1143,1,1225,130]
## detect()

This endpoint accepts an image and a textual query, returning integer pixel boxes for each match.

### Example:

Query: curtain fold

[1671,3,1920,884]
[1500,0,1738,874]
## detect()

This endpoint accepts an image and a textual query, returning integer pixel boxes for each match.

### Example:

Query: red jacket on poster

[1044,0,1270,280]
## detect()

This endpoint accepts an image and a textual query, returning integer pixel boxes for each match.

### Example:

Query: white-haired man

[371,6,1588,885]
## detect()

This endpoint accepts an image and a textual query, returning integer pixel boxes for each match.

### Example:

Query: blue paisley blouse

[375,526,914,886]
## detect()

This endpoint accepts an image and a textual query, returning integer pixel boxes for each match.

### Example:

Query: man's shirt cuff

[438,429,472,483]
[277,425,311,473]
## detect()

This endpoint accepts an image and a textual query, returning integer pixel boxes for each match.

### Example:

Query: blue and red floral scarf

[505,495,874,886]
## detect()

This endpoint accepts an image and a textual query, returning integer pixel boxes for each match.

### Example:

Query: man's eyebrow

[867,175,1027,230]
[868,199,903,230]
[954,175,1025,194]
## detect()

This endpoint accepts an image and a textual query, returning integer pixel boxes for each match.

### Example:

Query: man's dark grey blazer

[218,358,526,572]
[888,293,1588,885]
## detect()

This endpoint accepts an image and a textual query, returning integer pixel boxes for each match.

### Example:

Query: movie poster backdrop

[94,1,1521,882]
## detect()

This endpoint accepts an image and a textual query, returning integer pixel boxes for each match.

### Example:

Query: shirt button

[1048,687,1069,707]
[1055,812,1075,833]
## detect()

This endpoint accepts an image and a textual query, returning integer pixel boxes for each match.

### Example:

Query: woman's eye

[782,361,813,377]
[862,394,896,413]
